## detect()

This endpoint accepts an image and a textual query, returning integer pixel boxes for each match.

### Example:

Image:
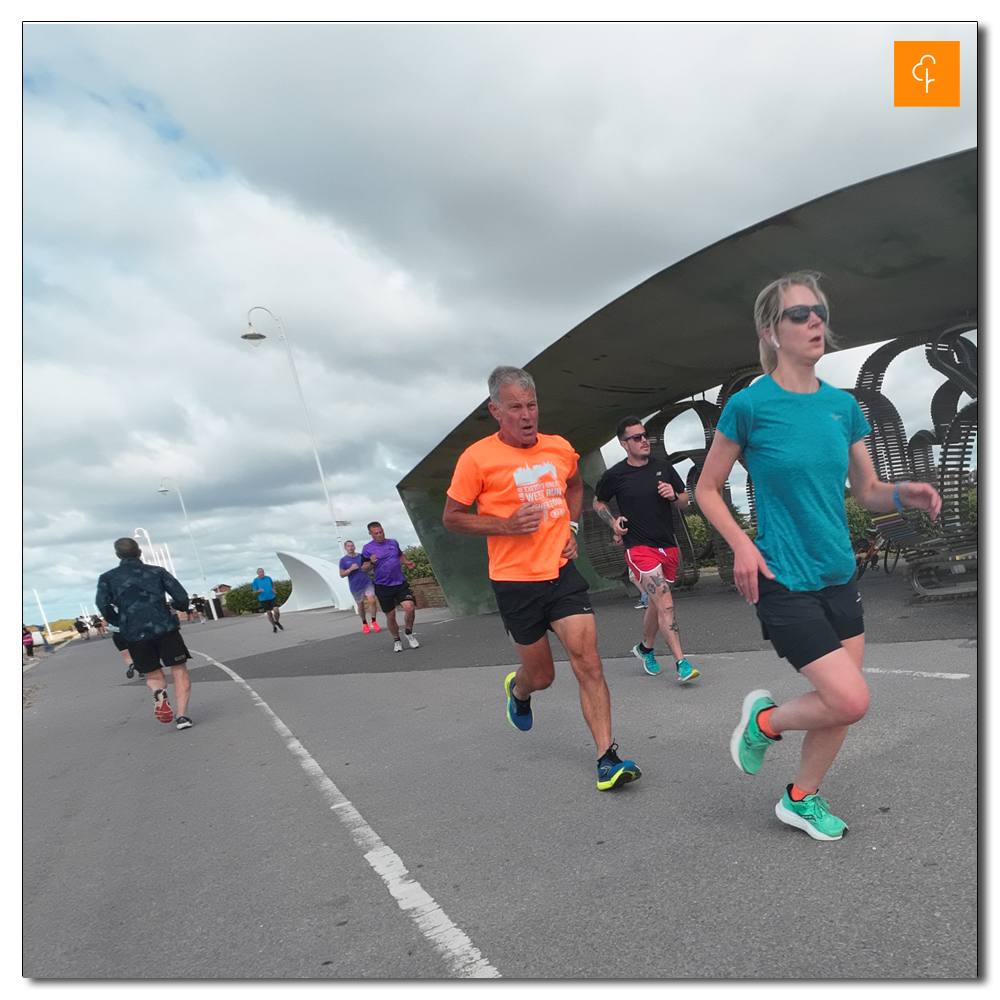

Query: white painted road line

[193,650,501,979]
[863,668,971,680]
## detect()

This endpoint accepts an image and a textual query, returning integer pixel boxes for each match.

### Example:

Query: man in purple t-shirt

[360,522,419,652]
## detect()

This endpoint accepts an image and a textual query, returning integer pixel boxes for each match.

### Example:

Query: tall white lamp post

[157,477,219,621]
[241,306,346,552]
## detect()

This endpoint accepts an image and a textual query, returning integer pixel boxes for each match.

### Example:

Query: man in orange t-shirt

[443,365,641,792]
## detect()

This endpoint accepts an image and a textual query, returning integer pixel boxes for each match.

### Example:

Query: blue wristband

[893,481,909,515]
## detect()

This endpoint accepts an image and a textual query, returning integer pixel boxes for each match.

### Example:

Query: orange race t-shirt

[447,432,579,582]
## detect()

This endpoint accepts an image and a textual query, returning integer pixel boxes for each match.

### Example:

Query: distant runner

[361,524,417,652]
[252,568,284,633]
[340,540,381,634]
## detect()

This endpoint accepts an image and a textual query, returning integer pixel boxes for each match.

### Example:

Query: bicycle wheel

[883,543,899,574]
[856,556,868,580]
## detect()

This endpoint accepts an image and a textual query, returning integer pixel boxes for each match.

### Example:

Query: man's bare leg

[144,670,164,693]
[168,664,192,718]
[509,634,557,701]
[385,608,400,640]
[402,601,416,632]
[640,569,685,662]
[551,614,612,754]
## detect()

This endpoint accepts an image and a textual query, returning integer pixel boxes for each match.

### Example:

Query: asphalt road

[23,570,977,981]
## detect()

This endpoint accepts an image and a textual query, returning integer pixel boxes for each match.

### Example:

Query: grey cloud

[21,22,978,621]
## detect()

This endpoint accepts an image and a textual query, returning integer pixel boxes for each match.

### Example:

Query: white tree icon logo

[912,54,936,94]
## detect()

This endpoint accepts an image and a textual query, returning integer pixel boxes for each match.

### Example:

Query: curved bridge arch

[275,551,354,612]
[398,149,977,616]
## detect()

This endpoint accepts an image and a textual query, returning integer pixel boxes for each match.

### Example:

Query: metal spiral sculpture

[585,332,977,599]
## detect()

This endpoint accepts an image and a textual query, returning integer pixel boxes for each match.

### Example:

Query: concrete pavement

[23,572,977,979]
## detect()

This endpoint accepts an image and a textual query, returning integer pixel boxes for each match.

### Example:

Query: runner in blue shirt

[697,271,941,841]
[252,568,284,633]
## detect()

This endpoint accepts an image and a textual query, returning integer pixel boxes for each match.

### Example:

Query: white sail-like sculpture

[275,551,355,612]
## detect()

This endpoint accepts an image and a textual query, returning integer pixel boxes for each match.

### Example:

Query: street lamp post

[157,477,219,621]
[241,306,345,552]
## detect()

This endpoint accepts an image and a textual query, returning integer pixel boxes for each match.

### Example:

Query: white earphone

[770,334,780,349]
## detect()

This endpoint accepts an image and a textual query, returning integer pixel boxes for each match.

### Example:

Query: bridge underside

[398,149,977,616]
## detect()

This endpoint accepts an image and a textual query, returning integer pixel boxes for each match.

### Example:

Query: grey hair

[753,271,836,374]
[488,365,535,403]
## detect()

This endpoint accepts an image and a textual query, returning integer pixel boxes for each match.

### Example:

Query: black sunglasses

[780,303,828,324]
[623,432,649,442]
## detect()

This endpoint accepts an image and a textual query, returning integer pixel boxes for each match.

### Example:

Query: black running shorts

[755,571,865,671]
[491,561,593,646]
[257,598,278,612]
[127,629,191,674]
[111,631,129,652]
[374,582,416,614]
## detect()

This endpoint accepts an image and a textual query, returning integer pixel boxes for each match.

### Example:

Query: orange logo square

[894,41,960,107]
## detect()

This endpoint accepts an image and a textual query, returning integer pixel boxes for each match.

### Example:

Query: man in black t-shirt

[594,416,700,683]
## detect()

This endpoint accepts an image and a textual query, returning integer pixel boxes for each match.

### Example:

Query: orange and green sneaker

[730,689,780,774]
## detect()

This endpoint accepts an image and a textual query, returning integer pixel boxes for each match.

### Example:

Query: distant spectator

[73,618,90,640]
[23,625,34,658]
[31,625,53,653]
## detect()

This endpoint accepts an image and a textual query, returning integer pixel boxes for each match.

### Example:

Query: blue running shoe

[504,671,532,731]
[631,643,661,675]
[597,743,641,790]
[675,658,699,683]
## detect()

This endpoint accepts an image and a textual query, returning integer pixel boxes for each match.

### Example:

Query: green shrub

[684,510,756,568]
[225,579,292,614]
[960,487,977,526]
[685,513,710,550]
[844,494,874,546]
[402,546,437,585]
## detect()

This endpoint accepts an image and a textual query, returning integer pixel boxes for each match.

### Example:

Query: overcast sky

[21,21,978,624]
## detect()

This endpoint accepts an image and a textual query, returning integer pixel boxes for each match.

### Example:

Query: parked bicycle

[854,527,901,579]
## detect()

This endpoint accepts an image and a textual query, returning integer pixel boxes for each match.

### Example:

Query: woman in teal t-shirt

[697,271,941,841]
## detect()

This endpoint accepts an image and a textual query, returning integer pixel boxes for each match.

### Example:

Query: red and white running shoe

[153,688,173,724]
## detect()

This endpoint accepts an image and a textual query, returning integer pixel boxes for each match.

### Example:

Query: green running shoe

[631,643,660,675]
[730,689,780,774]
[775,785,848,841]
[675,658,699,683]
[504,671,532,731]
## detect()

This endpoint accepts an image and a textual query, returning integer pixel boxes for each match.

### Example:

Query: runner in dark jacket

[96,537,195,730]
